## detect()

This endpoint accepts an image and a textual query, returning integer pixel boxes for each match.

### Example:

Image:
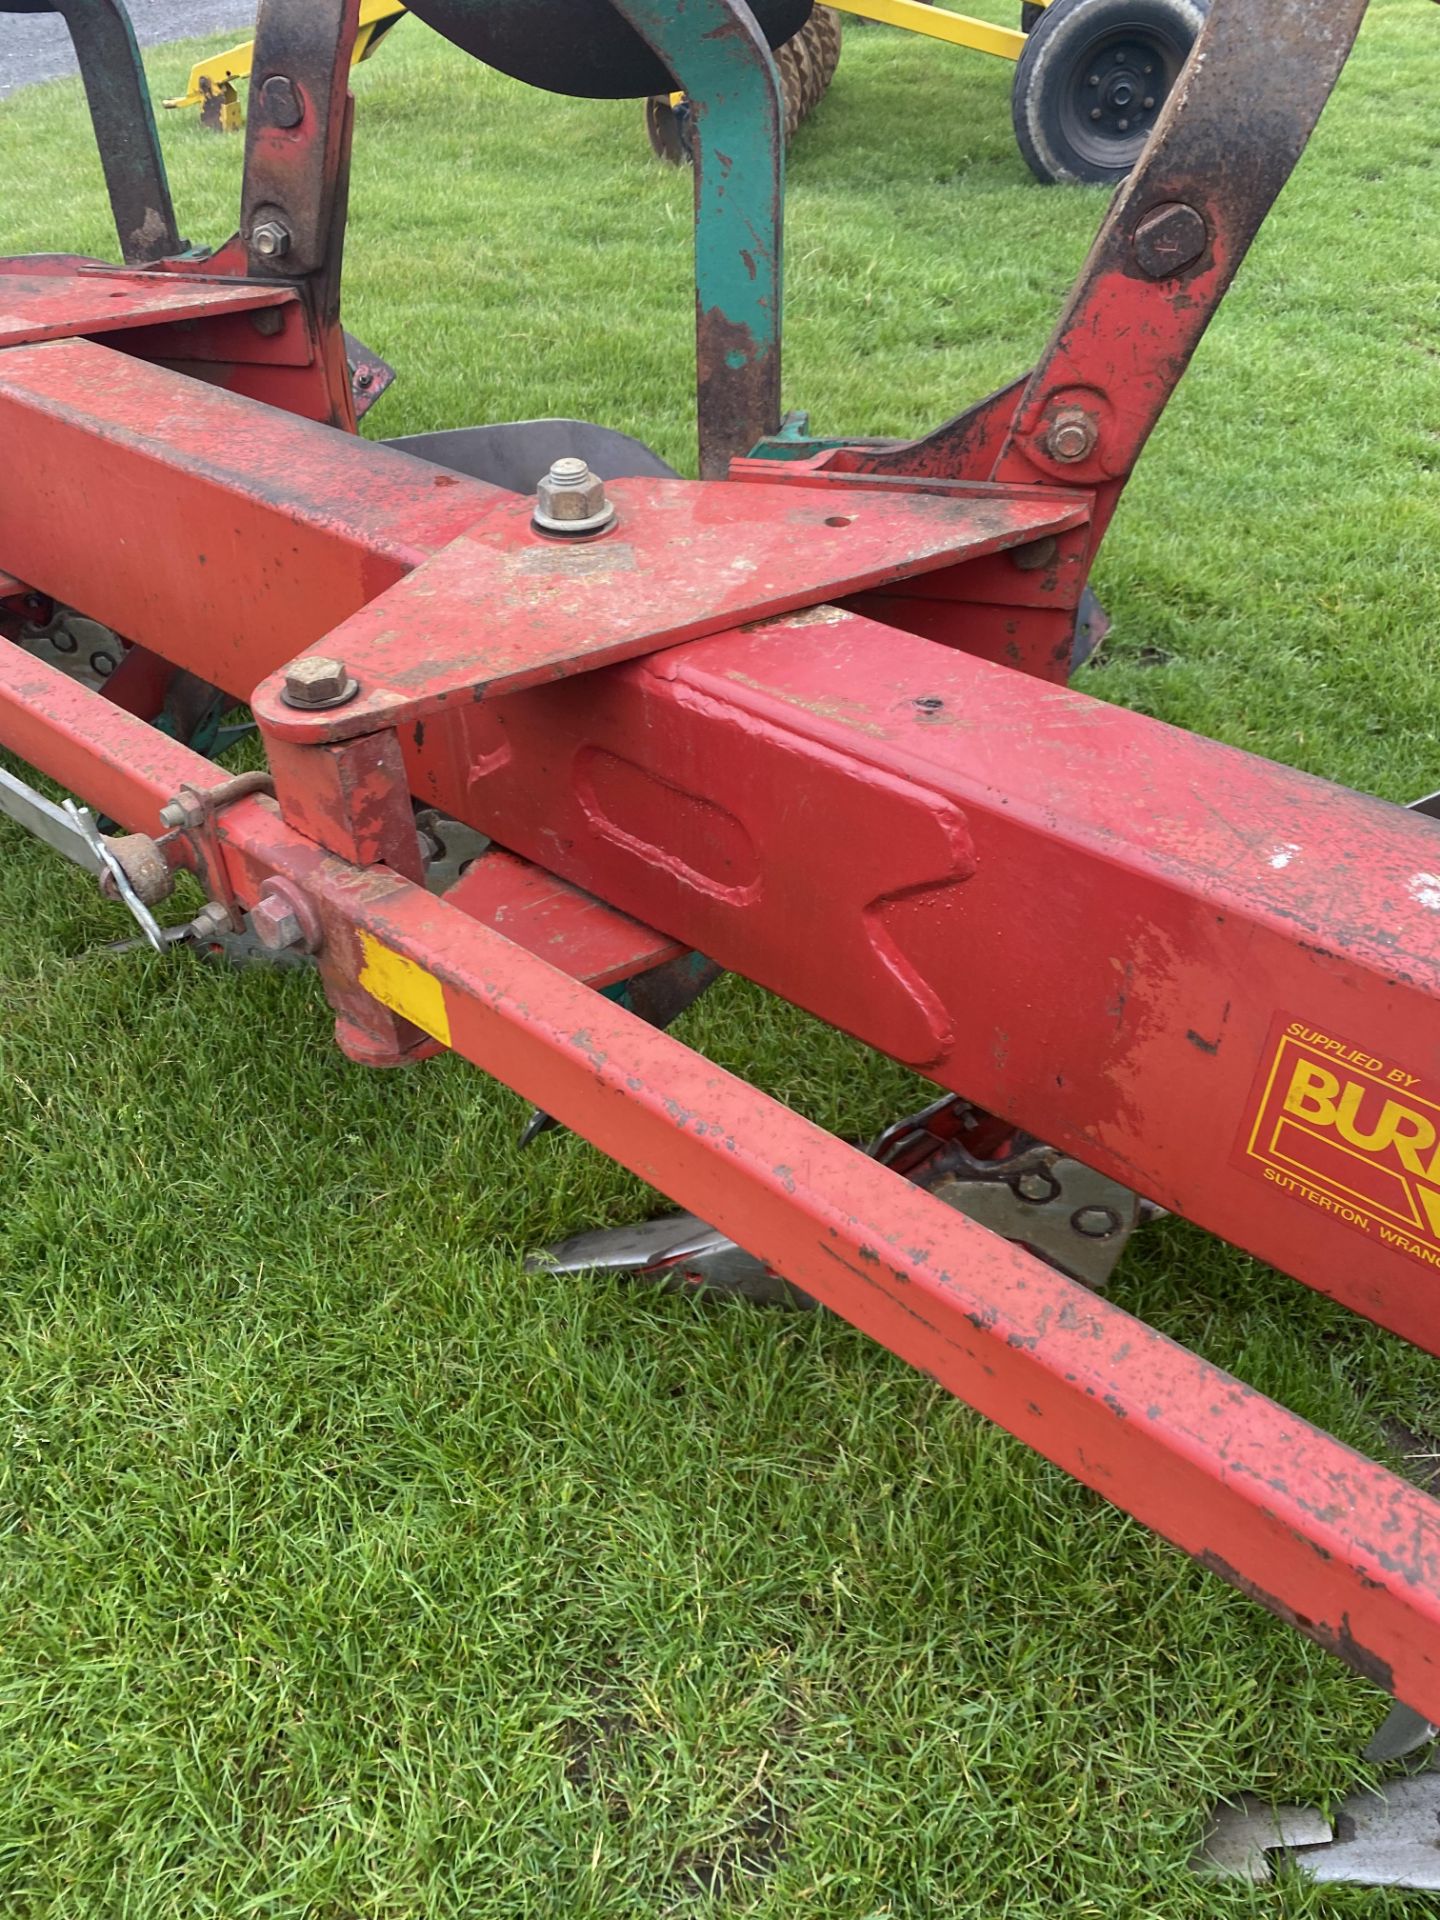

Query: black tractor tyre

[1020,4,1045,30]
[1011,0,1208,185]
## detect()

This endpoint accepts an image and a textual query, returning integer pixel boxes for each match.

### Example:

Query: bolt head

[188,902,233,941]
[1045,408,1098,465]
[251,220,291,260]
[281,655,358,710]
[251,892,304,952]
[260,74,303,128]
[1133,201,1209,281]
[534,457,616,534]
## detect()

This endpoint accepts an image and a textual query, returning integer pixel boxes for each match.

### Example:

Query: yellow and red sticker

[1242,1018,1440,1269]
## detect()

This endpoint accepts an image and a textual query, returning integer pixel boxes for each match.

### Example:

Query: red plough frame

[2,0,1438,1724]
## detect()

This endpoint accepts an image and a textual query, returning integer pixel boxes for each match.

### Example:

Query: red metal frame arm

[242,0,359,280]
[394,608,1440,1362]
[2,641,1439,1722]
[235,0,362,426]
[826,0,1370,537]
[0,339,499,697]
[4,343,1439,1357]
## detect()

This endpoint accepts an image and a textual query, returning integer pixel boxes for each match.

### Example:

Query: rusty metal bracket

[809,0,1370,544]
[240,0,360,283]
[153,771,276,923]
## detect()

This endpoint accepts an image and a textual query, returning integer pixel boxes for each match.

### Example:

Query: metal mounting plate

[0,268,294,350]
[253,478,1090,741]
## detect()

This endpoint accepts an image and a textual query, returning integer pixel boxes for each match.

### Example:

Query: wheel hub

[1084,40,1161,140]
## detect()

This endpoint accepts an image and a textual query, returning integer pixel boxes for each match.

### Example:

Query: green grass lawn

[2,5,1439,1914]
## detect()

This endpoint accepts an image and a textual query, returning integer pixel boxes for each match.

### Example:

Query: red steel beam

[0,267,294,348]
[0,338,499,699]
[222,802,1440,1726]
[255,481,1087,730]
[396,609,1440,1361]
[0,642,216,839]
[5,602,1440,1719]
[0,646,685,989]
[3,350,1438,1356]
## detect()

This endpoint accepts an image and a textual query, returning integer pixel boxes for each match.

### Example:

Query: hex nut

[251,894,304,952]
[281,655,359,710]
[1133,201,1208,281]
[534,458,616,536]
[159,783,208,832]
[188,901,234,941]
[1045,408,1099,465]
[251,220,292,260]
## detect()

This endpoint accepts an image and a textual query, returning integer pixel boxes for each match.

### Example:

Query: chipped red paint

[4,0,1438,1724]
[250,480,1089,741]
[383,606,1440,1359]
[0,267,294,349]
[445,850,687,988]
[267,733,426,882]
[0,340,496,699]
[208,806,1440,1726]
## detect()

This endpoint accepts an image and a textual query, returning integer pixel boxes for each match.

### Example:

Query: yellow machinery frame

[829,0,1029,61]
[166,1,1048,130]
[164,0,408,130]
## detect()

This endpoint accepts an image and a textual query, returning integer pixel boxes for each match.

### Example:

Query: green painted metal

[611,0,785,477]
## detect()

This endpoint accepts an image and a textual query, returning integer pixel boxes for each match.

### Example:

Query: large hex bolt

[281,655,360,710]
[1044,408,1099,465]
[533,457,617,537]
[259,74,303,129]
[251,220,292,260]
[1133,202,1208,280]
[250,879,321,955]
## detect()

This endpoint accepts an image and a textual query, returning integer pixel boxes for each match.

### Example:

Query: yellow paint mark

[358,933,451,1047]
